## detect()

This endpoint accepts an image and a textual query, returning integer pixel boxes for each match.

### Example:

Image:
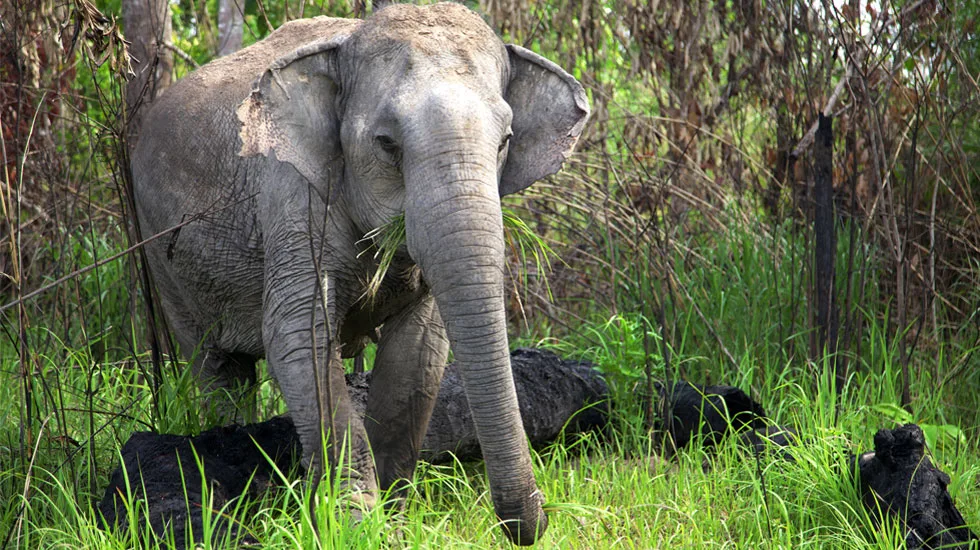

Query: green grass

[2,318,978,548]
[2,215,978,549]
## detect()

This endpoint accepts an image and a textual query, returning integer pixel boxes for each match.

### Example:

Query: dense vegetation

[1,0,978,547]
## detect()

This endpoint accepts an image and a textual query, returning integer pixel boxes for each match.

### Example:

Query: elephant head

[237,4,588,544]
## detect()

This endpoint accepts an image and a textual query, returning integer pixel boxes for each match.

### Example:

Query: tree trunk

[122,0,173,145]
[217,0,245,57]
[813,113,840,389]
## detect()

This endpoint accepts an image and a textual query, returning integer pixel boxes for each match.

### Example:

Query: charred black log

[98,348,608,543]
[409,347,608,463]
[96,417,299,546]
[345,347,608,462]
[854,424,979,550]
[656,381,767,457]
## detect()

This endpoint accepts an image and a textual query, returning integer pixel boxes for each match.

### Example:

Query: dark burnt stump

[854,423,979,550]
[97,416,300,546]
[656,381,767,457]
[99,348,608,543]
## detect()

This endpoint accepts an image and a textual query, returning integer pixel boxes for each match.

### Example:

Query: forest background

[1,0,979,547]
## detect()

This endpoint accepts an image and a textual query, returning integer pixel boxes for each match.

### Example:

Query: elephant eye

[374,135,402,168]
[498,131,513,154]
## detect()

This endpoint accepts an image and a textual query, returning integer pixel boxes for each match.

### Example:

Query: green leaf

[871,402,913,424]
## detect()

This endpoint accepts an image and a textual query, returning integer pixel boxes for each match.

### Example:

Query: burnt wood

[854,424,979,550]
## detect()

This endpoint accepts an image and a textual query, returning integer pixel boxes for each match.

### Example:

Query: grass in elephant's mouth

[359,213,407,301]
[359,208,556,302]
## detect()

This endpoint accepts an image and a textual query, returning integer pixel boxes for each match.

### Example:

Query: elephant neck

[339,255,427,350]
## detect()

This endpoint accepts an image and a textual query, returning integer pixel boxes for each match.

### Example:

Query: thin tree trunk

[122,0,173,145]
[217,0,245,57]
[121,0,175,433]
[839,109,859,384]
[813,113,839,389]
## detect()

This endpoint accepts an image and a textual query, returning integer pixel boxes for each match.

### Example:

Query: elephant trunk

[404,138,547,545]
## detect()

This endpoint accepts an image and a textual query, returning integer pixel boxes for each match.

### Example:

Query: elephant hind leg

[151,276,259,422]
[192,348,259,423]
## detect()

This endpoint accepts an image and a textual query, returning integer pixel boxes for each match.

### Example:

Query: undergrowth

[2,219,978,549]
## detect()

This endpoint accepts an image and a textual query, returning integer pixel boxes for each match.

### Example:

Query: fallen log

[409,347,608,463]
[854,423,979,550]
[96,417,298,545]
[97,347,608,544]
[655,381,767,457]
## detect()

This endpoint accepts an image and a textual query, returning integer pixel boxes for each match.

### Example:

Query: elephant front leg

[262,267,378,513]
[364,295,450,496]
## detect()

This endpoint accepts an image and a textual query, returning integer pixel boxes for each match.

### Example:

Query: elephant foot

[307,477,379,541]
[336,475,379,524]
[344,485,378,514]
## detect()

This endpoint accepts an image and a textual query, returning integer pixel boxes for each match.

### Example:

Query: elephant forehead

[347,3,506,80]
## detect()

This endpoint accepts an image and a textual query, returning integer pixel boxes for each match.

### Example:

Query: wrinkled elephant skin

[132,3,589,544]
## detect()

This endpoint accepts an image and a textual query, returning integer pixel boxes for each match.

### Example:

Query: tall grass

[3,339,977,548]
[4,192,978,548]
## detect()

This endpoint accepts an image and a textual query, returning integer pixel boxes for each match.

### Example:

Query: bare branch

[161,41,200,68]
[790,0,931,159]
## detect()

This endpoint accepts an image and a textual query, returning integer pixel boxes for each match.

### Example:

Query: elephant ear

[237,34,350,202]
[501,45,590,196]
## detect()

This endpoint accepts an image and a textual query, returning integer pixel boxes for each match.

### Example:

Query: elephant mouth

[358,213,408,300]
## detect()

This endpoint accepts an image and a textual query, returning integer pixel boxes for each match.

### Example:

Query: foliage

[42,226,132,356]
[2,308,979,548]
[573,312,665,386]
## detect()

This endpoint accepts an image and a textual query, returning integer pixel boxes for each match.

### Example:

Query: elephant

[131,2,588,545]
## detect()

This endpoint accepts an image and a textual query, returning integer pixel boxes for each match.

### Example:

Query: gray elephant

[131,3,588,544]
